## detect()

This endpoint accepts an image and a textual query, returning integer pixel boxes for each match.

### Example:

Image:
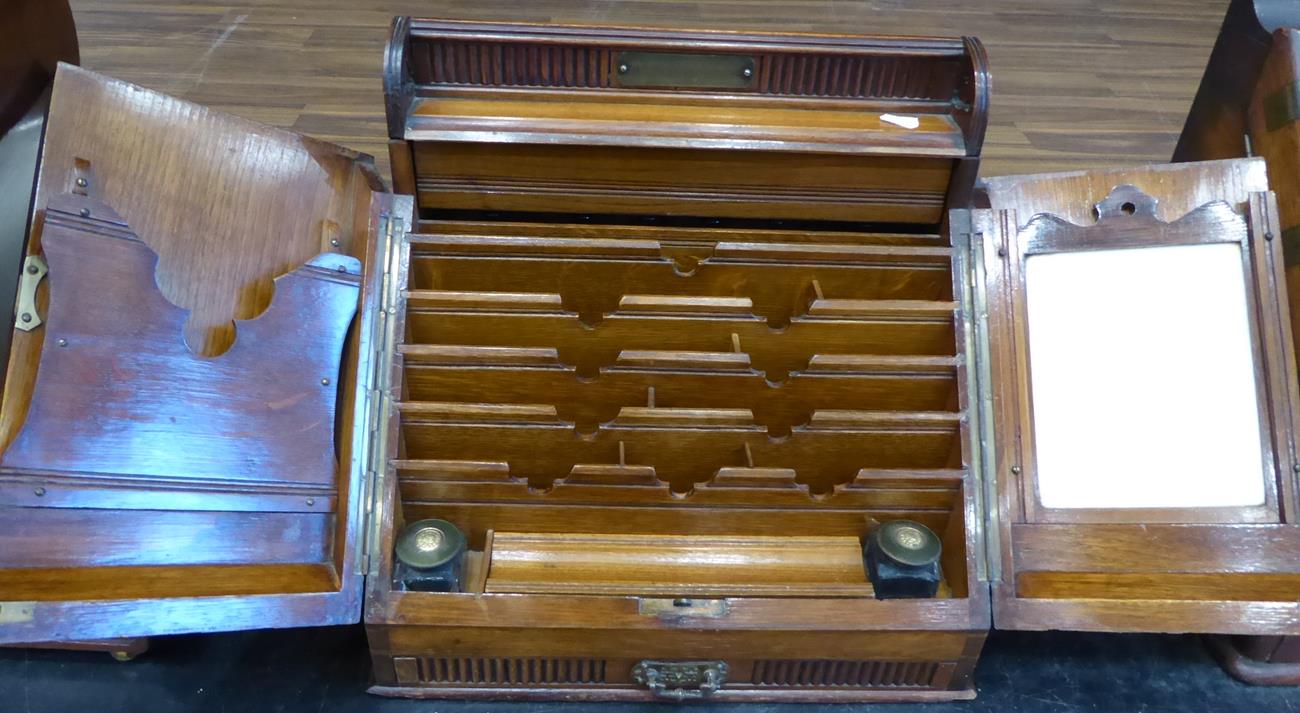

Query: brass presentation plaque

[614,51,755,89]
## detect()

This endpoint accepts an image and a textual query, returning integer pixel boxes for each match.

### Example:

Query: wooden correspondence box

[2,17,1300,703]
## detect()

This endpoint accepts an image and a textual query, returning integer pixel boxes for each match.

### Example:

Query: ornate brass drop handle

[632,660,727,700]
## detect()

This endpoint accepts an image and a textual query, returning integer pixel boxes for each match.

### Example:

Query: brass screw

[75,177,88,188]
[1010,465,1022,475]
[1293,463,1300,473]
[1266,232,1275,241]
[79,208,90,217]
[20,313,31,323]
[34,487,45,496]
[306,498,315,506]
[57,338,68,347]
[618,63,629,74]
[321,377,331,386]
[26,264,38,275]
[330,238,340,247]
[742,67,753,78]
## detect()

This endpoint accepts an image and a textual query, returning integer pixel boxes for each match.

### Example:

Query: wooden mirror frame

[964,167,1300,634]
[985,186,1292,527]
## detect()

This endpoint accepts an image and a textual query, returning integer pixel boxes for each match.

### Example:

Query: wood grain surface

[68,0,1231,180]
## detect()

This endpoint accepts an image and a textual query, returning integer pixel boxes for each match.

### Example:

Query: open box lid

[0,64,411,644]
[383,17,988,226]
[959,158,1300,635]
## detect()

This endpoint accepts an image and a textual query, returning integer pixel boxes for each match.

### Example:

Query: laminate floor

[68,0,1231,180]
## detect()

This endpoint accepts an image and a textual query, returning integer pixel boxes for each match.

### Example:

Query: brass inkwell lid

[395,518,466,570]
[876,519,942,568]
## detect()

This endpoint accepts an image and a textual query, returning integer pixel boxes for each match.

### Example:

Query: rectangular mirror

[1024,242,1267,510]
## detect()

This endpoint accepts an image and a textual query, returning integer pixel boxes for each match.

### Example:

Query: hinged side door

[0,65,410,644]
[963,159,1300,634]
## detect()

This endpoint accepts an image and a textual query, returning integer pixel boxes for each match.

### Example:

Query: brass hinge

[953,210,1001,583]
[15,255,47,331]
[358,212,405,577]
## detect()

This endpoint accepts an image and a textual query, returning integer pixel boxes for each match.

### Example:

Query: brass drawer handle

[632,660,727,700]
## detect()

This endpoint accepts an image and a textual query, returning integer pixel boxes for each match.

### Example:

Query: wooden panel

[24,63,378,358]
[412,143,954,223]
[0,563,337,601]
[406,28,968,102]
[406,97,967,156]
[1016,572,1300,602]
[378,624,971,661]
[993,591,1300,635]
[0,194,358,489]
[378,586,983,632]
[980,157,1271,227]
[1014,524,1300,574]
[0,64,399,645]
[404,313,956,379]
[401,359,957,436]
[401,415,961,494]
[484,532,873,597]
[397,469,963,510]
[408,240,954,324]
[0,509,331,568]
[974,159,1300,636]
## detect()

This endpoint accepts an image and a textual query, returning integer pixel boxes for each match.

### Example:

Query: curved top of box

[384,17,988,158]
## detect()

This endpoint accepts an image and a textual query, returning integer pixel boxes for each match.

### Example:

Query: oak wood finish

[0,510,331,569]
[0,65,412,645]
[366,18,990,702]
[386,18,988,226]
[483,532,881,597]
[971,159,1300,636]
[0,194,359,494]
